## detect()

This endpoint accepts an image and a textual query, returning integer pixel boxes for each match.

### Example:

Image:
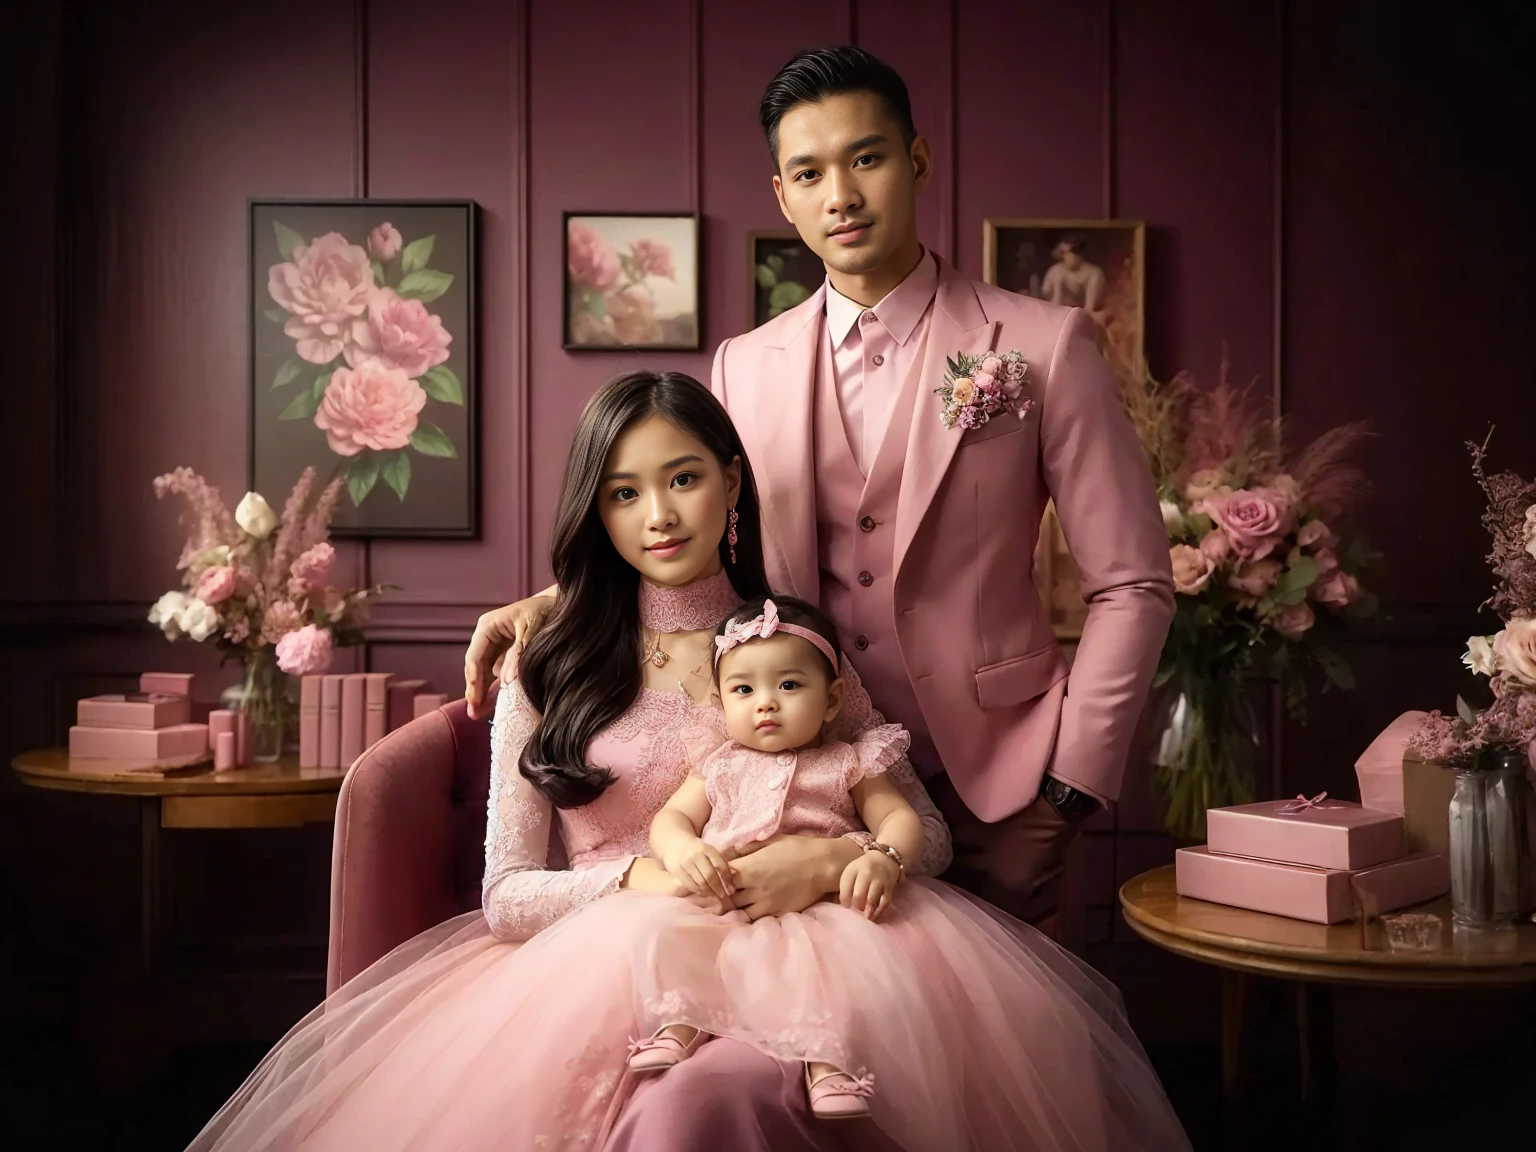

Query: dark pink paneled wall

[3,0,1533,1013]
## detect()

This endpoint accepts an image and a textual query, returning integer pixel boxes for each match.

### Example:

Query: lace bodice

[695,723,910,852]
[483,659,952,943]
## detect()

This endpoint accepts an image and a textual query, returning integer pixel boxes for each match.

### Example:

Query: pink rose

[195,565,237,605]
[1198,529,1232,565]
[974,370,996,394]
[629,239,675,280]
[290,542,335,590]
[1228,558,1283,600]
[1312,569,1361,609]
[1311,547,1340,578]
[980,355,1002,378]
[368,223,403,262]
[567,222,620,290]
[314,361,427,456]
[345,288,453,378]
[1170,544,1215,595]
[268,232,377,363]
[1203,489,1287,560]
[1270,601,1315,640]
[1296,519,1337,550]
[275,623,334,676]
[1493,619,1536,688]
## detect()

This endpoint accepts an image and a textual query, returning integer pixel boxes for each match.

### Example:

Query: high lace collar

[639,567,741,633]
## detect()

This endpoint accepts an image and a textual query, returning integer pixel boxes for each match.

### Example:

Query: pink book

[1175,846,1449,925]
[77,693,191,730]
[140,672,194,697]
[70,723,210,760]
[214,731,237,770]
[299,676,322,767]
[413,693,449,720]
[1206,797,1406,871]
[340,674,367,767]
[388,679,429,731]
[320,674,344,769]
[364,673,392,748]
[208,709,237,753]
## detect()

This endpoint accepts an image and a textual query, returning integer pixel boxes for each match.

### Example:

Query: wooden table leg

[1222,968,1248,1099]
[140,797,162,976]
[1294,981,1337,1146]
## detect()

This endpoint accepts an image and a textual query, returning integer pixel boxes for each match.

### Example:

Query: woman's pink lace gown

[188,661,1188,1150]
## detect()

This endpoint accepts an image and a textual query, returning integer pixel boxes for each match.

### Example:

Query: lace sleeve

[827,661,952,877]
[481,680,632,942]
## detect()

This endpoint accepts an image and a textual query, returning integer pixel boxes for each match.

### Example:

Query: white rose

[235,491,279,539]
[1525,504,1536,560]
[148,590,189,639]
[1160,500,1188,538]
[178,596,222,643]
[1463,635,1497,677]
[1493,619,1536,688]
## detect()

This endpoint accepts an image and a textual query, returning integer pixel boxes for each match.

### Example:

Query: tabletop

[1120,864,1536,987]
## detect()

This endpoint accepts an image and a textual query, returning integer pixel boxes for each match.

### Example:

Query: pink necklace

[639,568,740,635]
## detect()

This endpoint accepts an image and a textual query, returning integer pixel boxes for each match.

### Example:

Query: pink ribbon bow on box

[1278,791,1342,815]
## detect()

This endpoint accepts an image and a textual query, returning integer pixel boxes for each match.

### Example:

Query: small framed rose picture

[249,199,478,538]
[563,212,700,350]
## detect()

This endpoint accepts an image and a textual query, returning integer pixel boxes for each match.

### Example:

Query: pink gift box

[1207,797,1406,870]
[76,693,191,730]
[69,723,210,760]
[140,672,194,697]
[1176,846,1450,924]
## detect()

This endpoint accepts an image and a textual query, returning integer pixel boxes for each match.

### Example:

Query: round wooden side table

[11,748,349,1091]
[1120,864,1536,1143]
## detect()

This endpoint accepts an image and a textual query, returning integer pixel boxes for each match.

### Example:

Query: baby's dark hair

[714,595,842,682]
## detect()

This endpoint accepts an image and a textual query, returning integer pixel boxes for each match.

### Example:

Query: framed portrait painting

[563,212,700,350]
[750,230,821,328]
[984,218,1146,638]
[249,198,478,539]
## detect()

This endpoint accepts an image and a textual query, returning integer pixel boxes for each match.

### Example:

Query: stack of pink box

[1175,795,1450,924]
[297,674,448,769]
[69,672,211,765]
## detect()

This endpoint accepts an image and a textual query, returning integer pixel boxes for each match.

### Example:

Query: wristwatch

[1040,775,1100,820]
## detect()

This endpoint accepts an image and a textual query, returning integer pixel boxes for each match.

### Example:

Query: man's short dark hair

[758,46,916,166]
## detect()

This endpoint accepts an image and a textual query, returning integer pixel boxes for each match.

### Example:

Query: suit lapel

[894,263,999,576]
[749,291,823,599]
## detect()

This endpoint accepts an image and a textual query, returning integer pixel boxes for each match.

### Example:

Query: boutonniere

[935,349,1034,430]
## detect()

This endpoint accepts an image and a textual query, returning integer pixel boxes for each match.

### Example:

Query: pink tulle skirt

[189,881,1189,1152]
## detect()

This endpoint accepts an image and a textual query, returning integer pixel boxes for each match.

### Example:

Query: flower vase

[1151,670,1261,840]
[230,647,296,763]
[1448,748,1536,927]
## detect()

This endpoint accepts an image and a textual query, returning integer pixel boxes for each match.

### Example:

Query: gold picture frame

[983,218,1147,639]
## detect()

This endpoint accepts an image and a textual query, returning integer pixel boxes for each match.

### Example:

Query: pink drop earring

[727,508,739,564]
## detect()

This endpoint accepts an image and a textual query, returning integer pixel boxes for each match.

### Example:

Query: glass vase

[1151,669,1261,841]
[1448,748,1536,927]
[231,647,295,763]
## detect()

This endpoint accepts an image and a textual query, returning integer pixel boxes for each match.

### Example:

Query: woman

[187,372,954,1150]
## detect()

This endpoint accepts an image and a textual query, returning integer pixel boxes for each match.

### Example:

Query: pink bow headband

[713,599,840,673]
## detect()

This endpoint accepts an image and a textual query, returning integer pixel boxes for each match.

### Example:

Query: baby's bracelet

[864,841,905,878]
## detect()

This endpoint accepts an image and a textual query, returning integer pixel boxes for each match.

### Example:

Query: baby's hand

[839,852,901,921]
[661,839,736,902]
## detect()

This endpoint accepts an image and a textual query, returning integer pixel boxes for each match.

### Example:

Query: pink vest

[813,329,939,774]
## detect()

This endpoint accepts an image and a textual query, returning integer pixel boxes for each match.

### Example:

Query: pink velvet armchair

[327,698,496,994]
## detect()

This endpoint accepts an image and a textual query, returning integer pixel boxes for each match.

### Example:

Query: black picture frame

[248,198,479,539]
[562,210,701,351]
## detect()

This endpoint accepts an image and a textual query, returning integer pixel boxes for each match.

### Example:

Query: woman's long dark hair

[517,371,771,808]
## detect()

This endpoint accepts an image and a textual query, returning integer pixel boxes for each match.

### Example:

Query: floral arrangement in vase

[265,220,463,508]
[149,465,392,760]
[1119,354,1377,838]
[1405,436,1536,924]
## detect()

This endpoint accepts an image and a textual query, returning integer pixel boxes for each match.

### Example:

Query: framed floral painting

[563,212,700,350]
[249,199,478,538]
[750,231,820,328]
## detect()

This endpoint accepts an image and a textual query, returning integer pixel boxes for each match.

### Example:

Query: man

[465,46,1173,1145]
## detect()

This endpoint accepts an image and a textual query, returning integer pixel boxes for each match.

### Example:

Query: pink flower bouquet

[265,220,462,509]
[150,466,395,758]
[1121,355,1377,837]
